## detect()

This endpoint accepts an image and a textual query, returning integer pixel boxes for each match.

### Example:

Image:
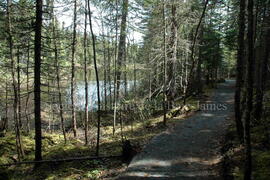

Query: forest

[0,0,269,179]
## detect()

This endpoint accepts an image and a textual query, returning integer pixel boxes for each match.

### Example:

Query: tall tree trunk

[167,2,177,109]
[235,0,245,142]
[101,18,107,111]
[185,0,209,102]
[162,0,167,125]
[195,27,204,94]
[107,31,112,110]
[7,0,24,161]
[254,18,270,122]
[84,2,89,145]
[113,0,128,135]
[17,49,22,128]
[87,0,101,156]
[71,0,77,138]
[25,41,30,133]
[52,13,67,143]
[113,0,119,135]
[244,0,254,179]
[5,79,8,130]
[34,0,43,163]
[116,0,128,99]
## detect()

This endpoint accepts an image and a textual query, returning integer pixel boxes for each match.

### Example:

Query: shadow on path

[117,80,235,180]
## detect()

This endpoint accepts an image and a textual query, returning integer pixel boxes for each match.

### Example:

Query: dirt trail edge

[117,80,235,180]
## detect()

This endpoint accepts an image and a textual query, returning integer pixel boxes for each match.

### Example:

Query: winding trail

[117,80,235,180]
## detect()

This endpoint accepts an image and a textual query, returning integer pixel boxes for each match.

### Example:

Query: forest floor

[0,93,204,179]
[0,83,217,180]
[117,80,235,180]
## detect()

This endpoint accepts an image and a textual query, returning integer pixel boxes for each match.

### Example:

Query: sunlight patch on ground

[172,156,222,166]
[198,129,212,133]
[201,113,214,117]
[130,159,172,168]
[124,172,170,178]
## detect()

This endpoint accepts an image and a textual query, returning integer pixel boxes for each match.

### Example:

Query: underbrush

[0,86,215,179]
[222,117,270,180]
[0,105,197,179]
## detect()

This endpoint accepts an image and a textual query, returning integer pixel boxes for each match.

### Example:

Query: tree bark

[52,12,67,143]
[7,0,24,161]
[101,18,108,111]
[113,0,119,135]
[167,2,177,109]
[17,49,22,128]
[116,0,128,99]
[254,18,270,122]
[84,1,89,145]
[185,0,209,102]
[34,0,43,163]
[235,0,245,142]
[244,0,254,179]
[195,26,204,94]
[5,79,8,131]
[162,0,167,125]
[87,0,101,156]
[71,0,77,138]
[25,41,31,133]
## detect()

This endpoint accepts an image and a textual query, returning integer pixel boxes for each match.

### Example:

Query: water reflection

[66,80,135,110]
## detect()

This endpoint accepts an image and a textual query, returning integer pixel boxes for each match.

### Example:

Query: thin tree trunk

[195,27,204,94]
[162,0,167,125]
[34,0,43,163]
[132,38,137,97]
[84,2,89,145]
[107,31,112,110]
[185,0,209,101]
[87,0,101,156]
[52,12,67,143]
[25,41,30,133]
[5,79,8,131]
[101,18,107,111]
[71,0,77,138]
[17,50,22,128]
[7,0,24,161]
[113,0,119,135]
[47,71,51,131]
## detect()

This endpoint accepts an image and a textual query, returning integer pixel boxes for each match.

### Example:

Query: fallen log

[0,155,121,167]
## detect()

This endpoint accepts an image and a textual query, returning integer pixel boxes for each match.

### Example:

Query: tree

[185,0,209,103]
[34,0,43,163]
[84,0,89,145]
[254,15,270,123]
[6,0,24,161]
[243,0,254,178]
[162,0,167,125]
[87,0,101,156]
[116,0,128,99]
[52,7,67,143]
[71,0,78,138]
[234,0,245,142]
[166,1,177,109]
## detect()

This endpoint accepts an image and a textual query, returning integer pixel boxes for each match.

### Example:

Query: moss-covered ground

[0,87,214,180]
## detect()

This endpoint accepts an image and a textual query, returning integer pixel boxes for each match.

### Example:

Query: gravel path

[117,80,235,180]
